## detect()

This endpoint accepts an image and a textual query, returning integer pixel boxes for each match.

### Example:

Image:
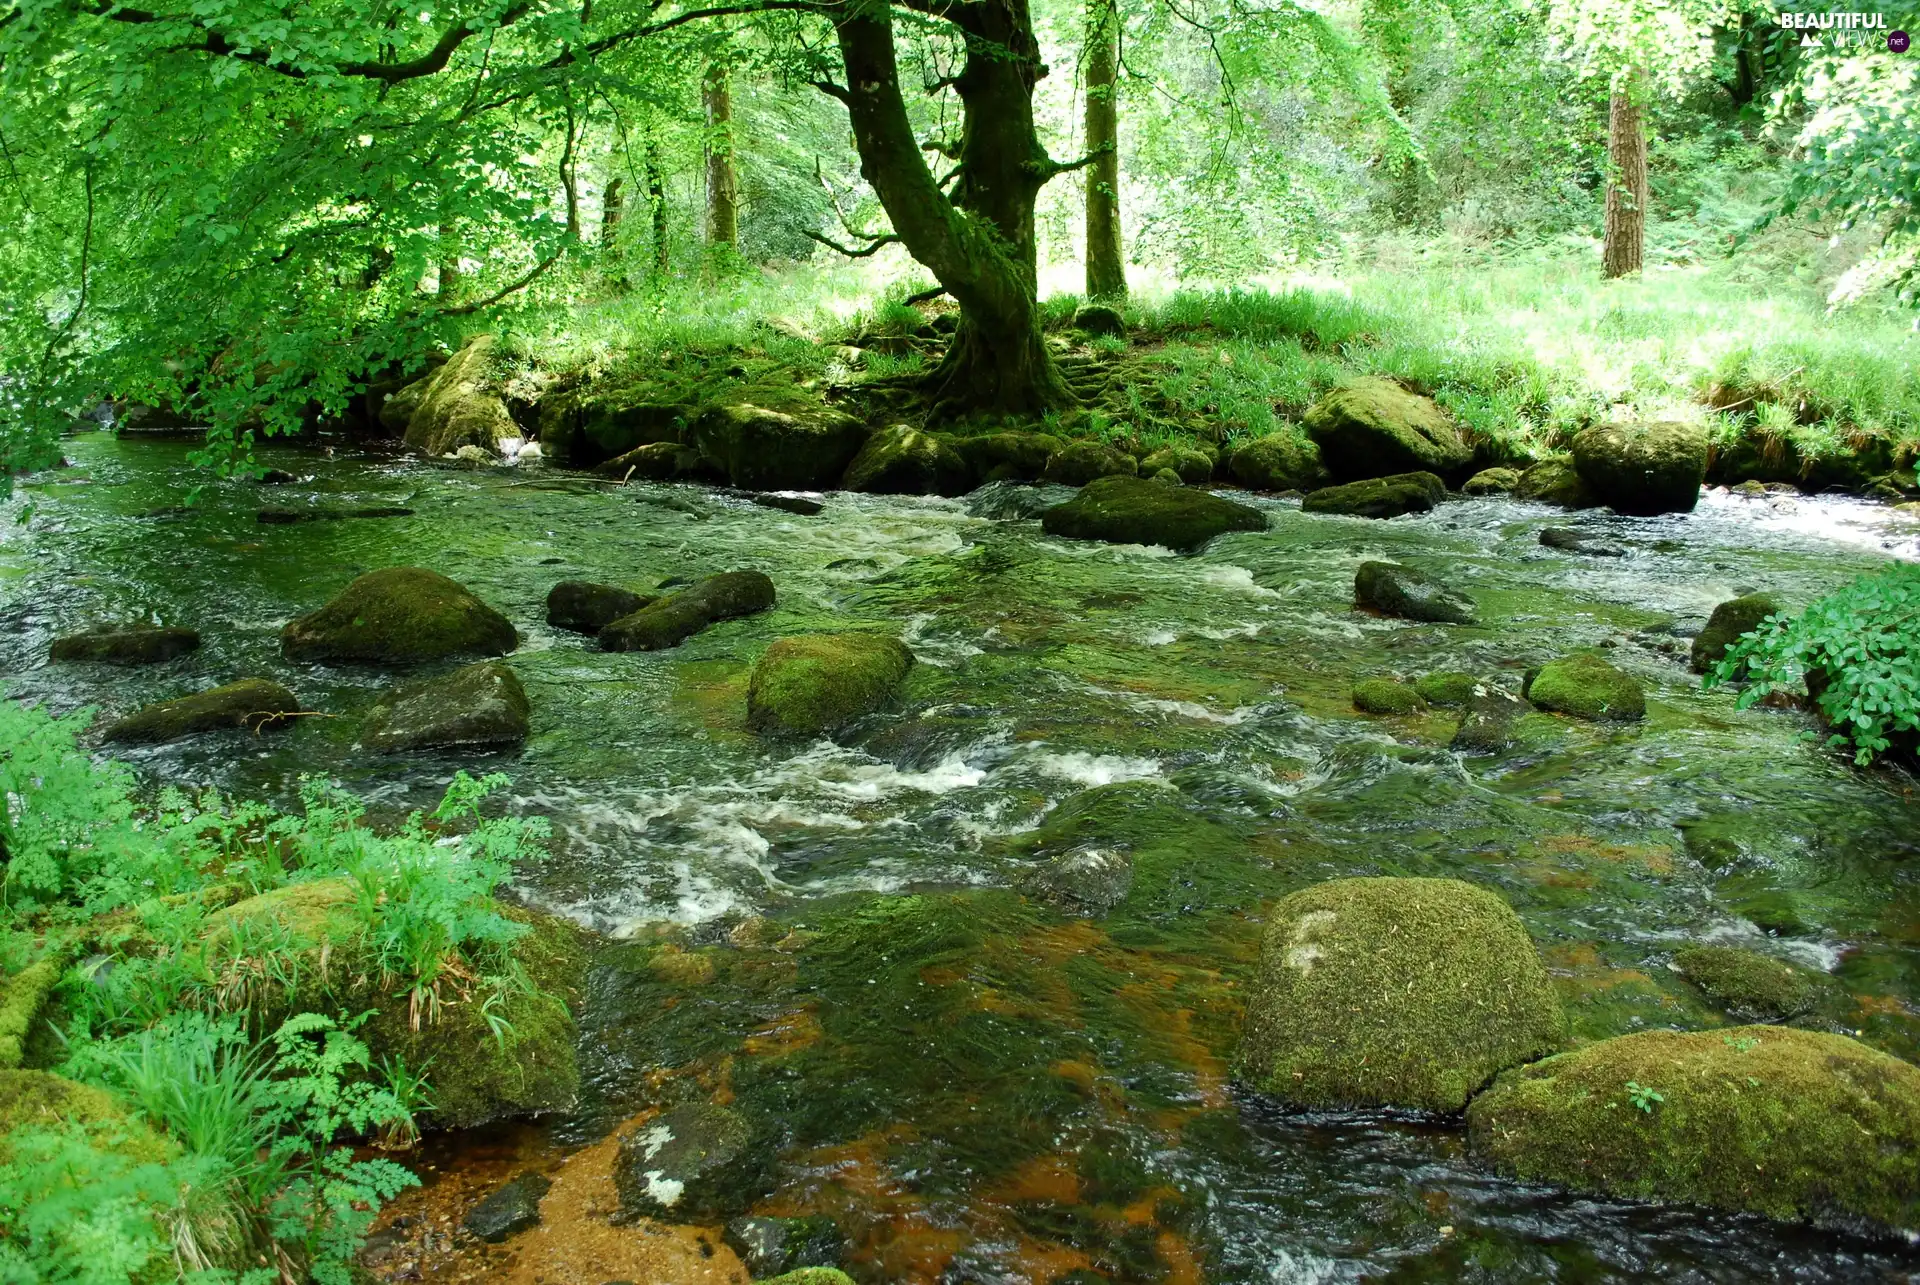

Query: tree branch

[802,229,902,258]
[435,244,568,315]
[1029,143,1110,180]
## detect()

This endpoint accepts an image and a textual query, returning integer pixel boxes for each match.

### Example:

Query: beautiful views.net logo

[1774,9,1909,49]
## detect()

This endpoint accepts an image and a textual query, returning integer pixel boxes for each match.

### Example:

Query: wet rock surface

[547,580,658,635]
[723,1215,846,1277]
[599,570,775,651]
[102,677,300,743]
[361,660,529,753]
[282,567,518,665]
[50,623,201,666]
[612,1103,772,1223]
[1303,471,1446,519]
[1040,474,1266,551]
[462,1172,552,1243]
[1354,560,1478,624]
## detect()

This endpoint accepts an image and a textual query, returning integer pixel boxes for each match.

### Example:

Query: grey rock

[50,624,201,666]
[462,1172,551,1243]
[361,661,529,753]
[1538,527,1627,557]
[612,1103,773,1223]
[546,581,657,634]
[1451,688,1529,753]
[723,1215,845,1277]
[1020,847,1134,918]
[1354,561,1478,625]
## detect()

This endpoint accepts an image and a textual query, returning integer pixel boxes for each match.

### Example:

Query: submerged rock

[1354,560,1478,625]
[1525,653,1645,721]
[724,1215,846,1278]
[599,571,775,652]
[1236,877,1563,1111]
[282,568,518,666]
[1139,445,1215,484]
[1303,378,1473,482]
[1539,526,1627,557]
[1042,439,1138,486]
[1302,471,1445,519]
[749,492,825,516]
[1513,458,1597,509]
[1226,433,1327,492]
[951,431,1062,483]
[1669,944,1837,1022]
[399,336,520,457]
[594,441,694,481]
[463,1172,552,1243]
[747,634,914,737]
[1450,687,1531,753]
[1040,475,1266,552]
[49,624,200,666]
[257,505,413,524]
[1352,679,1425,715]
[361,661,529,753]
[1690,593,1780,673]
[760,1272,855,1285]
[688,399,868,491]
[841,423,970,496]
[1463,467,1521,496]
[1571,420,1709,516]
[1073,303,1126,336]
[965,480,1056,521]
[1467,1026,1920,1228]
[546,581,657,635]
[1019,847,1134,918]
[102,678,300,744]
[613,1103,773,1223]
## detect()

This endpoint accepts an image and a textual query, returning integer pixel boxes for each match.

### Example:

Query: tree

[704,60,740,253]
[1602,70,1646,278]
[1083,0,1125,301]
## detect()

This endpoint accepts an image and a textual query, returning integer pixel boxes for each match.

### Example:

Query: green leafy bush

[1708,563,1920,764]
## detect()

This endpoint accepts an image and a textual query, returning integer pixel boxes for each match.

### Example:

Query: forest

[2,0,1919,1278]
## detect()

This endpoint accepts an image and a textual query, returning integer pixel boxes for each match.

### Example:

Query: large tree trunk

[704,63,739,252]
[834,0,1070,416]
[1602,73,1646,279]
[1083,0,1125,301]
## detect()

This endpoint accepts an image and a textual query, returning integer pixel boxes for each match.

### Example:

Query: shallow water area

[7,433,1920,1283]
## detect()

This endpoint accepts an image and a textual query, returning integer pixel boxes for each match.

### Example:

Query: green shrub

[1708,563,1920,764]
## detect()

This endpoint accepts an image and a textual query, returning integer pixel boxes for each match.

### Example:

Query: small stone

[1019,847,1134,918]
[1352,679,1424,715]
[1690,593,1780,673]
[751,493,824,516]
[1670,944,1838,1022]
[723,1215,846,1277]
[1524,653,1645,721]
[462,1172,552,1243]
[1414,672,1479,707]
[1462,467,1521,496]
[1450,687,1529,753]
[1538,527,1627,557]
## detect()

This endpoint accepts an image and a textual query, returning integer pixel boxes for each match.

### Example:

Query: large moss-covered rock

[599,571,774,652]
[612,1103,774,1223]
[1303,377,1473,481]
[1352,679,1425,714]
[951,431,1062,483]
[1073,303,1126,336]
[1670,945,1837,1022]
[401,336,520,457]
[1236,877,1564,1111]
[1513,458,1597,509]
[1571,420,1709,516]
[1415,671,1480,707]
[1043,438,1139,486]
[102,678,300,744]
[687,399,868,491]
[49,624,200,666]
[1303,471,1446,519]
[1354,560,1477,624]
[205,880,586,1128]
[593,441,699,482]
[1227,433,1327,492]
[1525,653,1645,721]
[1466,1026,1920,1227]
[546,581,657,635]
[1139,445,1214,485]
[1040,475,1266,552]
[747,634,914,737]
[361,661,529,753]
[539,387,686,469]
[1690,593,1780,673]
[841,424,970,496]
[0,1070,174,1165]
[1463,467,1522,496]
[283,568,517,665]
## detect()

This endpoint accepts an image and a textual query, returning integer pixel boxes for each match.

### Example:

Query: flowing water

[8,433,1920,1283]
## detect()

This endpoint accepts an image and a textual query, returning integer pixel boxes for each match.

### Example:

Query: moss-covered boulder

[687,399,868,491]
[1415,671,1480,707]
[546,581,657,635]
[361,661,529,753]
[1571,420,1709,516]
[1463,467,1522,496]
[1043,439,1138,486]
[283,568,518,665]
[1525,653,1645,721]
[539,387,686,469]
[1073,303,1126,336]
[747,634,914,737]
[1690,593,1780,673]
[1302,471,1446,519]
[612,1102,774,1223]
[1040,475,1266,552]
[840,423,970,496]
[1236,877,1564,1111]
[205,880,587,1128]
[593,441,698,482]
[1466,1026,1920,1228]
[0,1070,174,1165]
[1352,679,1425,715]
[49,624,200,666]
[599,571,774,652]
[1451,687,1531,753]
[1670,945,1837,1022]
[1354,560,1477,625]
[400,335,520,457]
[761,1272,855,1285]
[951,431,1062,483]
[1513,458,1597,509]
[1139,445,1214,485]
[101,678,301,744]
[0,960,61,1070]
[1303,377,1473,482]
[1227,433,1327,492]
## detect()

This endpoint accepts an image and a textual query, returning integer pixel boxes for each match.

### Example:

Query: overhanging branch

[803,229,902,258]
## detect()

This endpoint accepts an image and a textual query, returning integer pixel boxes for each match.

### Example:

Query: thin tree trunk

[1083,0,1125,301]
[1603,72,1647,279]
[704,63,739,252]
[602,176,625,246]
[437,219,462,299]
[646,134,669,277]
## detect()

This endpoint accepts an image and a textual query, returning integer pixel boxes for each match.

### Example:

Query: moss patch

[1040,475,1266,552]
[747,633,915,737]
[1302,377,1472,481]
[1513,458,1596,508]
[101,678,300,744]
[1670,945,1836,1022]
[1235,877,1564,1111]
[1414,672,1480,707]
[0,960,62,1069]
[1467,1025,1920,1227]
[1526,654,1646,721]
[1226,432,1326,491]
[281,567,518,665]
[0,1069,174,1166]
[1352,679,1425,715]
[1690,594,1781,673]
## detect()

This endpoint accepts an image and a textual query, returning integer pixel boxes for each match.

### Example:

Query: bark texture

[704,63,739,251]
[1083,0,1125,301]
[1603,75,1647,280]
